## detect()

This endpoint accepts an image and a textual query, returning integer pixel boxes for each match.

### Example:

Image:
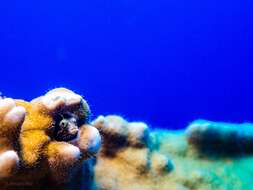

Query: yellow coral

[0,88,101,187]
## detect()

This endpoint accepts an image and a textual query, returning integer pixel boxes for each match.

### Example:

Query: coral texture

[92,115,174,190]
[186,119,253,155]
[0,98,26,178]
[1,90,253,190]
[92,116,253,190]
[0,88,101,189]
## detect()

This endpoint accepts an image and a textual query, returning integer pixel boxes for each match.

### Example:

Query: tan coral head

[16,88,101,170]
[42,88,101,155]
[41,88,83,111]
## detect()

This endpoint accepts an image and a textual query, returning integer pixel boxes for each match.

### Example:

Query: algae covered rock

[92,116,253,190]
[186,119,253,155]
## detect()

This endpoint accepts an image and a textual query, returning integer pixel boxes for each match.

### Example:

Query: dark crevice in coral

[99,132,128,157]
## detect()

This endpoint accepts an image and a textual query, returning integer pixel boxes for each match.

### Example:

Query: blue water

[0,1,252,129]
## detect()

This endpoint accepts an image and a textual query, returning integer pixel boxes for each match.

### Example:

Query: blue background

[0,1,252,129]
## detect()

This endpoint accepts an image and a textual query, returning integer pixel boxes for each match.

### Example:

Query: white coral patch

[127,122,149,146]
[128,122,149,139]
[42,91,82,111]
[3,106,26,126]
[95,115,106,124]
[104,115,129,136]
[64,145,81,159]
[186,120,213,136]
[0,98,16,118]
[86,126,101,154]
[78,125,101,155]
[0,151,19,178]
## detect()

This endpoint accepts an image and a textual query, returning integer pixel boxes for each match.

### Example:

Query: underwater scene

[0,0,253,190]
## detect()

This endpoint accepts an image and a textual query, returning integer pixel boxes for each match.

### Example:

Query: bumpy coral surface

[0,88,101,189]
[92,115,176,190]
[1,89,253,190]
[186,119,253,155]
[0,98,26,179]
[91,116,253,190]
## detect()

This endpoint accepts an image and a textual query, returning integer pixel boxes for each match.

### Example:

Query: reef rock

[92,115,175,190]
[1,89,253,190]
[92,116,253,190]
[186,119,253,155]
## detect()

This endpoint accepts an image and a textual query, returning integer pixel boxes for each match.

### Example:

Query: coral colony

[0,88,253,190]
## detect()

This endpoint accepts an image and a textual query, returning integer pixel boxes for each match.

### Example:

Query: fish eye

[59,119,68,128]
